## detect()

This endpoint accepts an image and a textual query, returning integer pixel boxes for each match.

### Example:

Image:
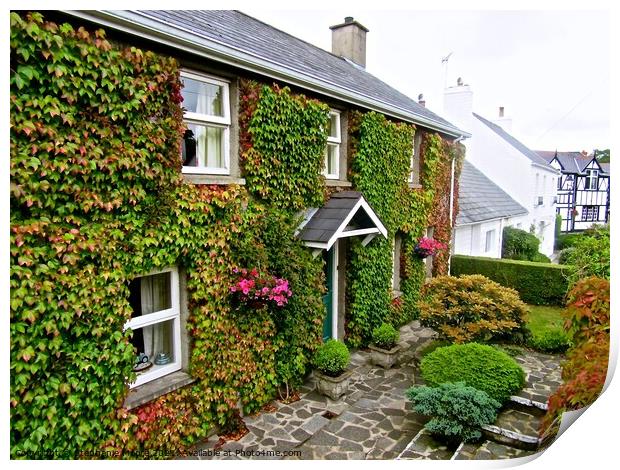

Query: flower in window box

[414,237,446,259]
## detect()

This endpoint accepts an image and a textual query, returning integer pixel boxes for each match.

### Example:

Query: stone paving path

[189,321,563,460]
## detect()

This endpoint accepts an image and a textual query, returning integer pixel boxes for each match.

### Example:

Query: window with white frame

[125,267,182,388]
[484,229,496,253]
[180,70,230,174]
[324,110,341,179]
[585,170,599,190]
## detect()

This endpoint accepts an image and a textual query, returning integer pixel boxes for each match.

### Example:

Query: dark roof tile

[456,160,528,225]
[133,10,463,135]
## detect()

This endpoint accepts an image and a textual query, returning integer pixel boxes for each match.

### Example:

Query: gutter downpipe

[448,135,466,275]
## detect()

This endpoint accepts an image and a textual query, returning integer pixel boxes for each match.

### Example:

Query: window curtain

[140,275,170,360]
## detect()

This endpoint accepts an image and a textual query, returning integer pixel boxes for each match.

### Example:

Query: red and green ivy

[345,112,464,346]
[10,11,464,458]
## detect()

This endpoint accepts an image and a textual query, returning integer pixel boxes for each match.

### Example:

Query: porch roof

[298,191,388,251]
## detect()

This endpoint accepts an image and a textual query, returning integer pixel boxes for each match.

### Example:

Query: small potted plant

[369,323,401,369]
[313,339,351,400]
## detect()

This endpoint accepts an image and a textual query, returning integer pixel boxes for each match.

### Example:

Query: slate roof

[70,10,464,137]
[299,191,379,244]
[536,150,609,175]
[456,160,528,225]
[473,113,552,167]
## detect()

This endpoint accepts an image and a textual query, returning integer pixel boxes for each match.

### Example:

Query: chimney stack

[443,78,474,133]
[492,106,513,132]
[330,17,369,68]
[418,93,426,108]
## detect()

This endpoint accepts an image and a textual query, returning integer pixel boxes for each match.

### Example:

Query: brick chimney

[330,17,369,68]
[418,93,426,108]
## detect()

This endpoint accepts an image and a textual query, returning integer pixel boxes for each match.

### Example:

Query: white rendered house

[453,160,527,258]
[443,81,560,257]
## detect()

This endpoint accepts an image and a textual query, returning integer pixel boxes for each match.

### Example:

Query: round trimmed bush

[313,340,350,377]
[420,343,525,403]
[372,323,399,350]
[406,382,501,444]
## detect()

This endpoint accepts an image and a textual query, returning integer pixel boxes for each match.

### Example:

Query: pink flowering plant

[230,267,293,307]
[414,237,446,258]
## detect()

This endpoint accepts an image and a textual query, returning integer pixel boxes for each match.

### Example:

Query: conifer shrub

[312,340,350,377]
[420,343,525,403]
[407,382,501,444]
[418,274,529,344]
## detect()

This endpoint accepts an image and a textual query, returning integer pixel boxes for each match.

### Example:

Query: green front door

[322,247,334,340]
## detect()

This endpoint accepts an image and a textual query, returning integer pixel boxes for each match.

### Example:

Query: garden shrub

[420,343,525,403]
[501,226,542,261]
[540,277,610,435]
[563,276,610,345]
[313,340,350,377]
[527,330,572,354]
[558,247,576,265]
[407,382,501,444]
[555,232,583,251]
[450,255,570,305]
[531,252,551,263]
[371,323,399,350]
[562,225,610,287]
[418,274,529,344]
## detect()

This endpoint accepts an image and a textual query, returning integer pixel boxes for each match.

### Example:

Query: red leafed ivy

[540,277,610,437]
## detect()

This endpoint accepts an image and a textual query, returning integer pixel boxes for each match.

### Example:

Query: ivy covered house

[10,11,466,456]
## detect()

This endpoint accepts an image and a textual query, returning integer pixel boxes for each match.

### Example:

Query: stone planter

[314,370,353,400]
[369,344,401,369]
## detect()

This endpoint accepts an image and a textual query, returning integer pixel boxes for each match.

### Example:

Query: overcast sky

[244,9,610,153]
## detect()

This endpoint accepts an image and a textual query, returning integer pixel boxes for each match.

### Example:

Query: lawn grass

[525,304,572,353]
[526,304,565,336]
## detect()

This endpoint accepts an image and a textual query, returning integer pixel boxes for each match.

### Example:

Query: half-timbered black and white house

[537,151,610,232]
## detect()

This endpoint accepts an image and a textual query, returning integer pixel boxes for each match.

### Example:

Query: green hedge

[450,255,571,305]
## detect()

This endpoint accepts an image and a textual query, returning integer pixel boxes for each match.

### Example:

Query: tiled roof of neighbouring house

[473,113,552,167]
[536,150,609,175]
[66,10,465,137]
[456,160,528,225]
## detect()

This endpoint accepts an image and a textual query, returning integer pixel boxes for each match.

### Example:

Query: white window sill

[183,174,246,185]
[325,179,352,187]
[124,371,195,410]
